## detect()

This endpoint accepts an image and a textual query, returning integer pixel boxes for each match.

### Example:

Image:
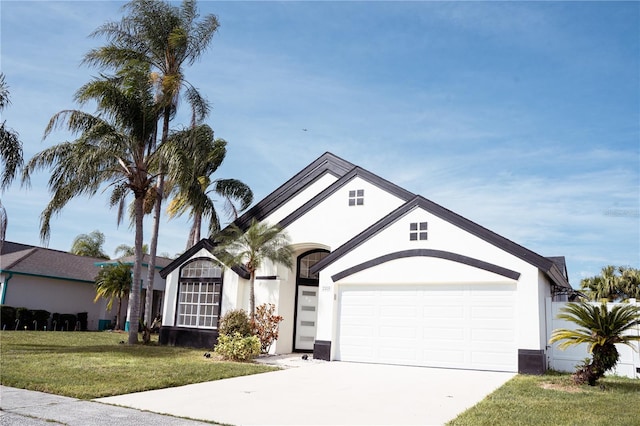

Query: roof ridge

[3,247,39,270]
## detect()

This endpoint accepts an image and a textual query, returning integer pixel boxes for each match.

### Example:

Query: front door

[294,285,319,351]
[293,249,329,352]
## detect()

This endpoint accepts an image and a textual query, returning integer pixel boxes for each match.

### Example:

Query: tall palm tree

[549,302,640,385]
[215,219,293,319]
[619,267,640,300]
[114,243,148,258]
[85,0,219,326]
[94,262,132,330]
[0,73,24,248]
[71,230,110,259]
[164,124,253,249]
[22,66,158,344]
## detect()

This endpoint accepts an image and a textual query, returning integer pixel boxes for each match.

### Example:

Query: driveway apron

[97,362,515,425]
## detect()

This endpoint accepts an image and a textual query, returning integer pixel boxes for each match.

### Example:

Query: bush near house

[0,305,16,329]
[215,309,260,361]
[251,303,284,354]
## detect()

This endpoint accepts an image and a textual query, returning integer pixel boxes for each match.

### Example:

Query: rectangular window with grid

[348,189,365,206]
[410,222,428,241]
[177,281,221,329]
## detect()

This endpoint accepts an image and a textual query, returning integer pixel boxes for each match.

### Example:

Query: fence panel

[546,299,639,379]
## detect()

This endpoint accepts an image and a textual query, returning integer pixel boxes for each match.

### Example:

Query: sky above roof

[1,1,638,288]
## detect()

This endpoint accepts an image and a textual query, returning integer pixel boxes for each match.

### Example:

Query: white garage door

[336,283,517,372]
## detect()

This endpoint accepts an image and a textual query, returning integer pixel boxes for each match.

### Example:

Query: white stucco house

[159,152,573,374]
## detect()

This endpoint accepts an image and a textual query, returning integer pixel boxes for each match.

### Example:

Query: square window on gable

[348,189,364,206]
[410,222,428,241]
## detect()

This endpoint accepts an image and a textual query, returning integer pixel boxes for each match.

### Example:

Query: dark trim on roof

[2,270,94,284]
[331,249,521,282]
[233,152,355,231]
[160,239,217,278]
[159,239,250,280]
[312,195,571,289]
[256,275,278,280]
[279,166,415,228]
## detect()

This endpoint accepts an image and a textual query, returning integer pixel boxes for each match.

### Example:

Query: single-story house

[0,241,171,330]
[159,152,573,374]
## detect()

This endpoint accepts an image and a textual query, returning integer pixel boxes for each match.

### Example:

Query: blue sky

[1,1,638,288]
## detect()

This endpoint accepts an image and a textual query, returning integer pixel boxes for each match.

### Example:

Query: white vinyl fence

[546,299,640,379]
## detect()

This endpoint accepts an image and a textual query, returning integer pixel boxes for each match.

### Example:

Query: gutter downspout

[1,272,13,305]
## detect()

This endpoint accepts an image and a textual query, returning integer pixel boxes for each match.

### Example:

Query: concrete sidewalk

[97,362,515,425]
[0,386,210,426]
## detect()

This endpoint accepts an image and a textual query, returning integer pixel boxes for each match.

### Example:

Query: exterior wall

[281,176,407,250]
[263,173,339,225]
[1,273,112,330]
[315,205,547,358]
[546,299,640,379]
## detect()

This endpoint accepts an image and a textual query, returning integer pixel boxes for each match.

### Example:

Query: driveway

[97,361,515,425]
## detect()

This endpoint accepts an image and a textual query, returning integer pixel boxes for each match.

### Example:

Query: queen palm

[549,302,640,385]
[215,219,293,319]
[22,66,158,344]
[580,265,621,302]
[94,262,132,330]
[85,0,219,326]
[164,124,253,249]
[71,230,110,259]
[0,73,24,248]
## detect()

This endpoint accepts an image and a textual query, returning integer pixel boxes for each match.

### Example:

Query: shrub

[77,312,88,331]
[0,305,16,330]
[214,332,260,362]
[59,314,77,331]
[15,307,33,330]
[251,303,284,354]
[218,309,252,337]
[31,310,51,330]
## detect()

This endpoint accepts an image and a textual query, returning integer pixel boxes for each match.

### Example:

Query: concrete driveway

[97,361,515,425]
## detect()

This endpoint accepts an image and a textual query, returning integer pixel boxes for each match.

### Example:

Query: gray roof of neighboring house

[1,241,174,283]
[96,254,174,270]
[1,241,104,283]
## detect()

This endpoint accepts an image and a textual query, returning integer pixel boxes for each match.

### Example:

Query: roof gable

[311,196,570,289]
[233,152,354,230]
[159,239,250,279]
[278,166,415,229]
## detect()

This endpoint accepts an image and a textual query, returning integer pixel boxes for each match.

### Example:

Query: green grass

[0,331,277,399]
[448,371,640,426]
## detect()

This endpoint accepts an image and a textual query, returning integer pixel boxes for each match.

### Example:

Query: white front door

[294,285,319,351]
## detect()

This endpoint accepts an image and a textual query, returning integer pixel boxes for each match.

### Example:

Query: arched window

[176,259,223,329]
[297,250,329,286]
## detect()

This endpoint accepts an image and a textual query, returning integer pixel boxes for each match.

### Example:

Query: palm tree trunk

[249,271,256,321]
[144,177,163,326]
[127,195,145,344]
[116,297,122,330]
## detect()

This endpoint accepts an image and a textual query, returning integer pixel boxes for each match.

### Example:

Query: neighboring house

[0,241,171,330]
[159,152,573,374]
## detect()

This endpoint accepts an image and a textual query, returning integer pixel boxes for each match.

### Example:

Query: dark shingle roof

[1,241,103,282]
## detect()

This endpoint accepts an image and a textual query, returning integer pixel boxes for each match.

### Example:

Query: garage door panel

[337,283,517,372]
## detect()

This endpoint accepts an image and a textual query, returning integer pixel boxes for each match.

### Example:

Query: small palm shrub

[550,302,640,385]
[251,303,284,354]
[214,332,260,362]
[218,309,252,336]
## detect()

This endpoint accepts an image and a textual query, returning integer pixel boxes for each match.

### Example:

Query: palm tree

[71,230,110,259]
[580,265,621,302]
[0,73,24,248]
[94,262,132,330]
[549,302,640,385]
[619,267,640,300]
[114,243,148,258]
[22,65,158,344]
[215,219,293,319]
[85,0,219,326]
[164,124,253,249]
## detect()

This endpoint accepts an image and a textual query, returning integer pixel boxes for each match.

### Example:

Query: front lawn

[448,372,640,426]
[0,331,276,399]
